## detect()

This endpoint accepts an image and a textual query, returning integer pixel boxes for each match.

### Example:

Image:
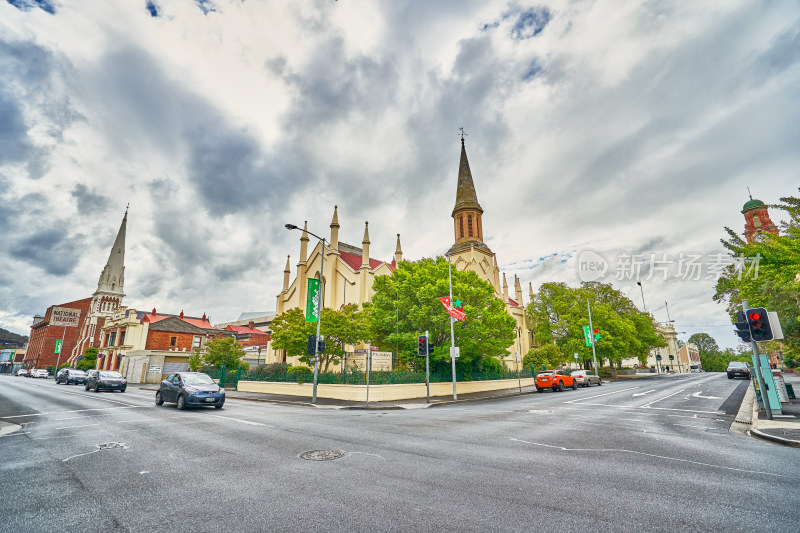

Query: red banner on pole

[439,297,466,322]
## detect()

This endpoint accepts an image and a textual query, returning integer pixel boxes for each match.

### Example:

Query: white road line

[640,389,685,408]
[562,386,639,404]
[62,449,100,462]
[55,423,100,430]
[632,390,657,397]
[672,423,708,428]
[210,415,274,427]
[507,437,789,478]
[0,432,30,438]
[1,406,145,419]
[27,382,139,407]
[569,402,723,415]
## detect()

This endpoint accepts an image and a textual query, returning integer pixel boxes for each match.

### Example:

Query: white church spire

[95,207,127,297]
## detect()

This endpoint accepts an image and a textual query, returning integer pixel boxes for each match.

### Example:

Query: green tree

[368,257,516,373]
[269,308,316,360]
[523,344,565,372]
[76,347,98,371]
[688,332,724,371]
[187,350,203,371]
[203,337,247,369]
[714,188,800,359]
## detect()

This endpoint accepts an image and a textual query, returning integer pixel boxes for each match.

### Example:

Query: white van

[690,364,701,373]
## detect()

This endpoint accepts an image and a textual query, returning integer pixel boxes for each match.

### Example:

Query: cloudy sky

[1,0,798,349]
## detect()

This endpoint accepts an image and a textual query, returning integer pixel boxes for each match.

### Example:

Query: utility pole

[744,300,772,420]
[447,254,457,400]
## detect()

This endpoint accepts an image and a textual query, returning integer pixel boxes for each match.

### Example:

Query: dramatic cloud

[0,0,798,350]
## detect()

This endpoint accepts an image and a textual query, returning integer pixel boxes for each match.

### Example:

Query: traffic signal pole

[744,300,772,420]
[425,330,430,404]
[447,254,457,400]
[587,299,600,374]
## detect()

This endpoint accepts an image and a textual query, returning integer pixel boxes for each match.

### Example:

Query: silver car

[571,370,602,387]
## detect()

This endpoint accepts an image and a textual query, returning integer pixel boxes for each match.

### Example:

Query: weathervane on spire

[747,187,753,200]
[459,127,468,147]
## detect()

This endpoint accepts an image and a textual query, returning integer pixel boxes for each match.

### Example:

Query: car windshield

[571,371,584,376]
[537,372,554,377]
[728,362,747,368]
[72,370,87,376]
[99,371,123,379]
[182,373,215,385]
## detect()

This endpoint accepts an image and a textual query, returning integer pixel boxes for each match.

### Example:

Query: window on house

[170,336,177,347]
[119,331,125,346]
[109,332,116,346]
[468,215,473,237]
[193,336,202,349]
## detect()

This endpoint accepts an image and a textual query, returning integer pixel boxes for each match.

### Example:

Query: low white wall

[238,378,535,401]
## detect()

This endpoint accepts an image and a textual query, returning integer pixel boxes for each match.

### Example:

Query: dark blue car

[155,372,225,410]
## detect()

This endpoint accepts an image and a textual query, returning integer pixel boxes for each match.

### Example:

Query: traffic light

[418,335,428,356]
[427,341,435,356]
[746,307,773,342]
[734,311,751,343]
[307,335,317,355]
[317,337,326,353]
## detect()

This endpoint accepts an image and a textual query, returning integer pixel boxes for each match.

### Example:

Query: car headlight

[217,388,225,395]
[184,386,199,394]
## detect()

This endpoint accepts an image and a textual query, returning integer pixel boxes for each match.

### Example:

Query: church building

[741,192,779,243]
[269,137,531,368]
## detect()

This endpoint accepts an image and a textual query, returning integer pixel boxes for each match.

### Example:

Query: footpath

[734,372,800,448]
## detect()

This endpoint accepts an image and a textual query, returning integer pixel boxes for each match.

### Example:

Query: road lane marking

[1,406,146,419]
[640,389,685,407]
[210,415,274,427]
[562,387,639,404]
[507,437,789,478]
[26,382,139,407]
[690,391,721,400]
[632,390,656,397]
[55,423,100,430]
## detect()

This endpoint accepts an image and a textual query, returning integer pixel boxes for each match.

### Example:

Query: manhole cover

[300,450,344,461]
[96,442,126,450]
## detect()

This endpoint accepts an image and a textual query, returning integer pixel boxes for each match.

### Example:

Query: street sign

[54,340,62,354]
[450,346,460,359]
[582,325,592,347]
[574,353,579,359]
[148,365,162,374]
[305,278,320,322]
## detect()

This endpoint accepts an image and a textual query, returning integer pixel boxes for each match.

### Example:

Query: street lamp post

[285,223,326,405]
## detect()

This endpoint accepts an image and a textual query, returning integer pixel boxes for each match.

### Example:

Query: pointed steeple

[515,275,522,305]
[394,234,403,264]
[95,208,127,296]
[282,255,291,290]
[299,221,309,263]
[529,282,534,302]
[330,205,340,251]
[452,138,483,216]
[361,221,370,268]
[502,272,509,302]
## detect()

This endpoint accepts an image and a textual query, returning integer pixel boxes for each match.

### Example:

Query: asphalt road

[1,373,797,532]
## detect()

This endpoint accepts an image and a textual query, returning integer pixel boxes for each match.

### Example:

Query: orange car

[535,370,577,392]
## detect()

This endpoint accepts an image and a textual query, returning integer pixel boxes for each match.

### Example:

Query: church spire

[329,205,339,251]
[361,222,371,268]
[394,234,403,264]
[451,136,485,246]
[95,208,127,296]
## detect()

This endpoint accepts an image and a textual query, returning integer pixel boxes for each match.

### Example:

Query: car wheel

[556,381,564,392]
[176,394,186,410]
[85,384,90,391]
[536,387,543,393]
[155,391,164,405]
[727,373,733,379]
[120,386,126,393]
[598,379,602,386]
[94,384,100,392]
[214,405,223,409]
[572,380,577,390]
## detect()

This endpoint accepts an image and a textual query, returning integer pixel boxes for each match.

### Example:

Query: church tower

[69,208,128,364]
[742,192,779,243]
[451,137,486,249]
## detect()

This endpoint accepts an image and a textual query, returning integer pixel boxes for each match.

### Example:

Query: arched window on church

[468,215,473,237]
[459,216,464,238]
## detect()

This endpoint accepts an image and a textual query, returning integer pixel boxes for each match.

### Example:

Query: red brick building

[224,322,271,348]
[24,298,95,369]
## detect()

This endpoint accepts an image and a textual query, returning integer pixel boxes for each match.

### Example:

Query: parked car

[16,368,29,377]
[31,369,49,378]
[535,370,577,392]
[56,368,88,385]
[690,364,702,373]
[726,361,751,380]
[85,370,127,392]
[156,372,225,410]
[571,370,602,387]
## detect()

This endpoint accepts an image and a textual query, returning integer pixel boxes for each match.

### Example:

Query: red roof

[225,325,266,335]
[142,313,214,329]
[339,250,395,272]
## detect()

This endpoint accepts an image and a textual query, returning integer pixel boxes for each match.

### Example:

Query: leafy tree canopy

[368,257,516,373]
[203,337,247,369]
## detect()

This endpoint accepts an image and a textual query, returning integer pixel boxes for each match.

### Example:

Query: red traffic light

[748,312,761,321]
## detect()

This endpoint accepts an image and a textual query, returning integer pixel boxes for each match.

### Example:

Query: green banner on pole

[306,278,320,322]
[582,325,592,347]
[54,339,62,354]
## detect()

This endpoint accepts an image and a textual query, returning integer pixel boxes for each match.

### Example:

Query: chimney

[179,310,184,319]
[202,313,207,322]
[248,321,255,329]
[152,308,156,315]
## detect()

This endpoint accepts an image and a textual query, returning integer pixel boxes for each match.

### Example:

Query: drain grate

[300,450,344,461]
